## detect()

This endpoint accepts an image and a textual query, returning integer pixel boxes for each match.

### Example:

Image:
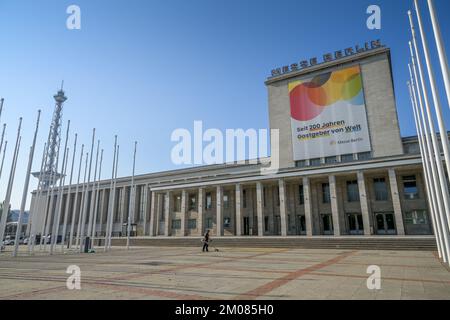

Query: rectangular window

[374,178,388,201]
[341,154,354,162]
[205,192,212,209]
[243,189,247,208]
[346,180,360,202]
[223,217,231,228]
[223,193,229,209]
[357,152,372,161]
[322,183,330,203]
[264,216,269,232]
[310,158,321,166]
[174,195,182,212]
[263,187,267,207]
[298,185,304,205]
[295,160,307,168]
[206,217,213,229]
[403,175,419,200]
[325,156,337,164]
[405,210,428,225]
[276,188,280,206]
[172,219,181,229]
[188,219,197,229]
[188,194,197,211]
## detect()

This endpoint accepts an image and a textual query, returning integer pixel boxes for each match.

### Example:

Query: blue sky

[0,0,449,208]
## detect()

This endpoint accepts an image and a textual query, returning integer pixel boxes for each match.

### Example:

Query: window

[374,178,388,201]
[405,210,428,225]
[295,160,307,168]
[310,158,321,166]
[341,154,354,163]
[172,219,181,229]
[346,180,360,202]
[188,194,197,211]
[263,187,267,207]
[403,175,419,200]
[243,189,247,208]
[174,195,181,212]
[322,183,330,203]
[223,193,229,209]
[404,142,420,154]
[298,185,304,205]
[325,156,337,164]
[276,188,280,206]
[206,218,213,229]
[264,216,269,232]
[205,192,212,209]
[188,219,197,229]
[224,217,231,228]
[357,152,372,161]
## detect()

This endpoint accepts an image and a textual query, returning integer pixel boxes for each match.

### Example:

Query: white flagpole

[408,80,446,261]
[28,142,47,254]
[0,118,22,246]
[91,148,103,247]
[87,140,100,244]
[104,136,117,252]
[76,151,89,249]
[60,134,77,251]
[69,144,84,249]
[0,141,7,181]
[79,129,95,253]
[43,134,62,252]
[413,1,450,181]
[13,111,41,257]
[410,39,450,265]
[107,144,120,251]
[427,0,450,110]
[0,124,6,163]
[408,12,450,232]
[127,141,137,250]
[50,121,70,254]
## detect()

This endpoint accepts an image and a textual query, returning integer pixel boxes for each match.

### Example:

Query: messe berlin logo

[289,66,364,121]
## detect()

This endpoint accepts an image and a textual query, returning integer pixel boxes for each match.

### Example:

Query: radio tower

[33,82,67,187]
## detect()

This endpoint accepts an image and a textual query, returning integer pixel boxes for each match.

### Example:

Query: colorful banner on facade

[289,65,372,161]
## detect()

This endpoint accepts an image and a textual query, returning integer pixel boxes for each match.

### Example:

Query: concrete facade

[28,47,439,244]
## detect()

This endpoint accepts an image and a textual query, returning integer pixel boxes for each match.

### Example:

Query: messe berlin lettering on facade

[270,39,383,77]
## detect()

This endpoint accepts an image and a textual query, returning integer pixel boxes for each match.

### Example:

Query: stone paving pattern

[0,246,449,300]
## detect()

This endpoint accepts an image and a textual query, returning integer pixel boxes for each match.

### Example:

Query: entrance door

[321,214,334,235]
[243,217,250,236]
[274,215,281,235]
[375,213,396,235]
[296,215,306,235]
[347,213,364,235]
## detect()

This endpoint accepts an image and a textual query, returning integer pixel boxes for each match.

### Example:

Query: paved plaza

[0,246,449,300]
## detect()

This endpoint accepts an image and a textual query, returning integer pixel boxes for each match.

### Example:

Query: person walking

[202,230,210,252]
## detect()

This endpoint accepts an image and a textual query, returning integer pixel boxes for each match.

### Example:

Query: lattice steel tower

[33,84,67,187]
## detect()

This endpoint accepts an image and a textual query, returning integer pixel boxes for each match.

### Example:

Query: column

[155,193,162,236]
[142,185,149,235]
[119,187,127,228]
[216,186,223,236]
[164,191,172,237]
[198,188,205,236]
[180,190,187,236]
[388,168,405,236]
[302,177,313,237]
[235,184,242,236]
[329,175,341,236]
[149,191,157,236]
[256,182,264,236]
[278,179,288,236]
[357,171,372,235]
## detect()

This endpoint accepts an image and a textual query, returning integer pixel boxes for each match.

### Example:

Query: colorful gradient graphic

[289,66,364,121]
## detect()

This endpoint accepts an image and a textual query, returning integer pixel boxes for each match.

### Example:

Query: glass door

[321,214,334,235]
[375,213,396,235]
[347,213,364,235]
